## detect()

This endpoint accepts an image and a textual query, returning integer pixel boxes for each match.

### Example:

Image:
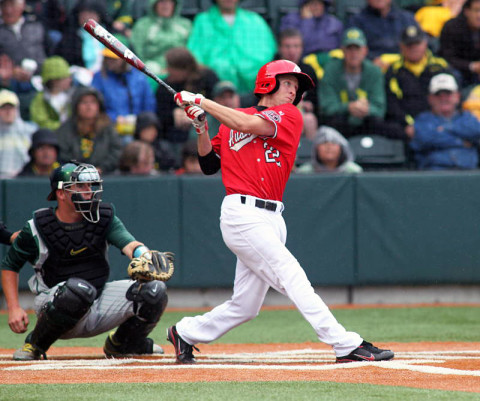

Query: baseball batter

[1,161,169,360]
[167,60,394,364]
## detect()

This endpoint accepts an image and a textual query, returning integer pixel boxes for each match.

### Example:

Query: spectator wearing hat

[55,86,123,174]
[29,56,74,130]
[17,128,59,176]
[133,111,176,172]
[279,0,343,57]
[320,28,403,140]
[296,125,363,173]
[384,25,452,142]
[91,48,156,144]
[410,73,480,170]
[439,0,480,87]
[347,0,418,71]
[0,88,37,178]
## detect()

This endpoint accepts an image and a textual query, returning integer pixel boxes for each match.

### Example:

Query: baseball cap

[342,28,367,47]
[429,74,458,94]
[401,25,427,45]
[213,81,237,98]
[0,89,19,107]
[102,47,120,59]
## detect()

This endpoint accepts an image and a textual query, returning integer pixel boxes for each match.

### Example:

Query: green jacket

[30,92,68,131]
[130,0,191,77]
[187,5,276,94]
[320,57,386,126]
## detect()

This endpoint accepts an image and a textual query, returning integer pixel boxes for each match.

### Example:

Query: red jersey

[210,103,303,201]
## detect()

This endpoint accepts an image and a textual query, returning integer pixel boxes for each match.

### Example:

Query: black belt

[240,196,277,212]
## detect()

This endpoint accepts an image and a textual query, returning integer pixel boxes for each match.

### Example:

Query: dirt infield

[1,342,479,393]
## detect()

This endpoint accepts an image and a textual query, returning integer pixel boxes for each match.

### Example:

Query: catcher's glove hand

[127,250,175,282]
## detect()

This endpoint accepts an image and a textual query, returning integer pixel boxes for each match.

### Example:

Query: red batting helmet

[254,60,315,106]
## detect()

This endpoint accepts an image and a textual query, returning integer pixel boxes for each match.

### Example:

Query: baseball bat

[83,19,205,120]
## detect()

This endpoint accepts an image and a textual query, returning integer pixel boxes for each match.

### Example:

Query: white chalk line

[1,349,479,377]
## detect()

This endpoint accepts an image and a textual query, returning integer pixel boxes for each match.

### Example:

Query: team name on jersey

[228,130,256,151]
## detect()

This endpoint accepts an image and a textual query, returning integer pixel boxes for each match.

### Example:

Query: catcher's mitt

[128,250,175,282]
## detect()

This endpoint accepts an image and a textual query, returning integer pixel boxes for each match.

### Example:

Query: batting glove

[185,106,208,135]
[174,91,205,107]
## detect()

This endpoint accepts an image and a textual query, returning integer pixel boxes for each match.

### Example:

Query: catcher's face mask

[48,161,103,223]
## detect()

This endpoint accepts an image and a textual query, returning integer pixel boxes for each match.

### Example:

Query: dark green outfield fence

[2,171,480,290]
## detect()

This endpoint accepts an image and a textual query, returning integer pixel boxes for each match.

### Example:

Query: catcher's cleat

[13,342,46,361]
[336,341,394,363]
[167,325,199,364]
[103,331,164,358]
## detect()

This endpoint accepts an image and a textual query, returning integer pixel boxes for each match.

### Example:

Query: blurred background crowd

[2,0,480,179]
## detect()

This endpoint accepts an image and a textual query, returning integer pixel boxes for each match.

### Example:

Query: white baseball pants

[177,194,363,357]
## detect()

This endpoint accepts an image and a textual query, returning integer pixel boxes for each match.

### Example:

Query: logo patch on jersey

[70,247,88,256]
[228,130,256,151]
[262,110,282,123]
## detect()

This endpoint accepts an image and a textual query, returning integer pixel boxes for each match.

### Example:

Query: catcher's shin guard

[108,280,168,354]
[28,278,96,355]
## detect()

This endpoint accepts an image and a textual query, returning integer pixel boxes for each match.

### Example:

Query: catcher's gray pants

[31,278,136,339]
[176,194,363,357]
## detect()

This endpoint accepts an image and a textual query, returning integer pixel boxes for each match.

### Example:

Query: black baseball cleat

[336,341,394,363]
[103,331,164,358]
[167,325,199,364]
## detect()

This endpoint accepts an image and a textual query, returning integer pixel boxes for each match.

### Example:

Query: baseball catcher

[2,161,172,360]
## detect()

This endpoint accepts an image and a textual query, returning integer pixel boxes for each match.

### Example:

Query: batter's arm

[201,98,275,137]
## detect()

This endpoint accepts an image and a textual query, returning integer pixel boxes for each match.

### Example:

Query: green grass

[0,382,478,401]
[1,305,478,400]
[1,305,478,348]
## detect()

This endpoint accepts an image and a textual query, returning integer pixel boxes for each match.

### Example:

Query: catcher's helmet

[47,161,103,223]
[254,60,315,106]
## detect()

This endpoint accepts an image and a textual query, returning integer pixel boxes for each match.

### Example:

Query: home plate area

[0,343,479,392]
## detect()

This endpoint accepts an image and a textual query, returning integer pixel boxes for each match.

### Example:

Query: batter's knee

[126,280,168,322]
[51,278,97,320]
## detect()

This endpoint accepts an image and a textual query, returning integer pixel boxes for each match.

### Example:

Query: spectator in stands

[415,0,465,40]
[347,0,418,70]
[29,56,73,130]
[276,28,319,138]
[56,87,123,174]
[0,89,37,178]
[280,0,343,57]
[25,0,66,49]
[187,0,276,95]
[385,25,452,142]
[130,0,192,80]
[439,0,480,87]
[92,48,156,143]
[462,83,480,118]
[0,0,50,119]
[117,140,158,175]
[320,28,403,139]
[410,73,480,169]
[133,111,176,172]
[17,128,59,176]
[156,47,219,163]
[55,1,108,72]
[296,125,363,173]
[175,139,202,175]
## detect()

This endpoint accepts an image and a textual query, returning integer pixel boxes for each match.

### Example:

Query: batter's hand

[185,106,208,135]
[174,91,204,107]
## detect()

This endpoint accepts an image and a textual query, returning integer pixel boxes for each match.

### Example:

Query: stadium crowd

[1,0,480,178]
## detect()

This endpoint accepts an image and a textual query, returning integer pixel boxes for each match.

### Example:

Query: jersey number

[264,142,281,167]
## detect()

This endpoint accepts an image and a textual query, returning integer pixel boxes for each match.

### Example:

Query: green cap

[41,56,70,83]
[342,28,367,47]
